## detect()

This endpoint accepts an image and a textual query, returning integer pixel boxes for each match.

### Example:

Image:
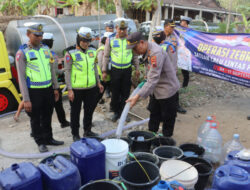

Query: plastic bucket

[119,160,160,190]
[160,160,198,189]
[153,146,183,164]
[101,139,128,179]
[128,152,159,166]
[80,180,122,190]
[127,131,155,152]
[182,157,213,190]
[179,143,205,158]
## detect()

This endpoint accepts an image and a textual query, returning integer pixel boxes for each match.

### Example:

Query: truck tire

[0,89,18,115]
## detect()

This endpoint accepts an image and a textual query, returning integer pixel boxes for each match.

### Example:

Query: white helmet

[43,33,53,40]
[78,27,93,40]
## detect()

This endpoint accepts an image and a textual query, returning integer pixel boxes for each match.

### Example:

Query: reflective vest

[69,48,97,88]
[97,46,111,81]
[24,45,52,88]
[110,38,133,69]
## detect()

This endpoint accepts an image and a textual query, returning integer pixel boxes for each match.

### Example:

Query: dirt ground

[0,73,249,181]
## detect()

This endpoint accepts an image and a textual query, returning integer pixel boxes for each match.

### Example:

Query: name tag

[75,53,83,61]
[28,52,37,60]
[43,50,50,59]
[113,40,120,48]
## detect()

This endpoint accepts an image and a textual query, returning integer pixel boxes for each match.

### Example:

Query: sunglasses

[34,34,43,37]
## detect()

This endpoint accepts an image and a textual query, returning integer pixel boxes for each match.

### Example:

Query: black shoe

[61,121,70,128]
[126,116,131,122]
[111,113,120,122]
[247,116,250,120]
[38,144,48,153]
[30,132,34,138]
[84,131,99,137]
[106,91,111,98]
[46,138,64,146]
[73,135,81,142]
[177,106,187,114]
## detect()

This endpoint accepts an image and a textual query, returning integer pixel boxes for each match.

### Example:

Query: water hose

[0,118,149,159]
[116,81,146,139]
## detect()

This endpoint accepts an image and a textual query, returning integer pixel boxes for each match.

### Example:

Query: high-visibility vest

[24,45,52,88]
[110,38,133,69]
[69,48,97,88]
[97,46,111,81]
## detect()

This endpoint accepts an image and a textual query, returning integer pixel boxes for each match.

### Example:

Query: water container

[38,156,81,190]
[225,149,250,173]
[197,116,213,145]
[202,123,222,163]
[221,134,244,163]
[152,180,185,190]
[160,160,198,189]
[153,146,183,164]
[0,162,43,190]
[70,138,105,185]
[212,165,250,190]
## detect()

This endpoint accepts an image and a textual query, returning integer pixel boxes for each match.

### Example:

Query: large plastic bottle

[202,123,222,163]
[197,116,213,145]
[221,134,244,163]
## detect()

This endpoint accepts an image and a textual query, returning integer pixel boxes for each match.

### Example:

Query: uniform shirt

[102,34,139,72]
[51,51,64,76]
[138,42,180,99]
[16,43,59,102]
[165,33,178,71]
[64,47,100,90]
[97,48,104,70]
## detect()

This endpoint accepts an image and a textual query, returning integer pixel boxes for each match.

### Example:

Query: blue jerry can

[70,138,105,185]
[225,150,250,173]
[38,155,81,190]
[212,165,250,190]
[0,162,43,190]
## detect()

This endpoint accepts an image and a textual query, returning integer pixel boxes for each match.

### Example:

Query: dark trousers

[54,90,67,124]
[97,81,107,103]
[28,87,54,145]
[110,67,132,114]
[181,69,189,88]
[148,93,178,137]
[70,87,98,136]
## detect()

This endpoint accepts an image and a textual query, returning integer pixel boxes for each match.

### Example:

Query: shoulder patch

[88,52,94,58]
[66,54,71,63]
[151,56,157,68]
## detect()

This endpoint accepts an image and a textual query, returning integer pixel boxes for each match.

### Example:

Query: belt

[111,61,131,68]
[30,80,52,86]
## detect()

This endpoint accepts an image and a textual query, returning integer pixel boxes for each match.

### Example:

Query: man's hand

[135,70,140,79]
[68,89,74,102]
[102,71,107,82]
[126,94,140,108]
[98,83,104,93]
[54,90,59,102]
[24,101,32,112]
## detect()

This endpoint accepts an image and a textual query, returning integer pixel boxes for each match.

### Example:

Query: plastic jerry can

[70,138,105,185]
[38,155,81,190]
[0,162,43,190]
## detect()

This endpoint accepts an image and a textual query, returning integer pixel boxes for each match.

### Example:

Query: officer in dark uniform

[65,27,104,141]
[179,16,192,88]
[126,32,180,137]
[16,24,64,153]
[42,33,70,128]
[102,19,140,122]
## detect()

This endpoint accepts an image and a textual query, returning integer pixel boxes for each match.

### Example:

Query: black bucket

[182,157,213,190]
[127,131,155,152]
[152,136,176,148]
[80,180,122,190]
[119,161,160,190]
[128,152,159,166]
[153,146,183,164]
[40,153,71,164]
[179,143,205,158]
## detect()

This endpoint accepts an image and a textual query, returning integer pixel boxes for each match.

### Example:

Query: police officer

[42,33,70,128]
[179,16,192,88]
[16,24,64,153]
[126,32,180,137]
[65,27,104,141]
[105,21,114,33]
[102,19,140,122]
[163,19,187,114]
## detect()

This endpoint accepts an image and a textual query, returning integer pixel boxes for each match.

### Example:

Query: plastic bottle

[202,123,222,163]
[221,134,244,163]
[197,116,213,145]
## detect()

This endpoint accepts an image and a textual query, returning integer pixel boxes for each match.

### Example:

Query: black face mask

[42,39,53,48]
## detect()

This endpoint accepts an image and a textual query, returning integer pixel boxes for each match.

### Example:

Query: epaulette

[88,46,97,51]
[68,49,78,54]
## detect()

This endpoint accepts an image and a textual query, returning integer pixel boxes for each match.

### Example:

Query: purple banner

[175,26,250,88]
